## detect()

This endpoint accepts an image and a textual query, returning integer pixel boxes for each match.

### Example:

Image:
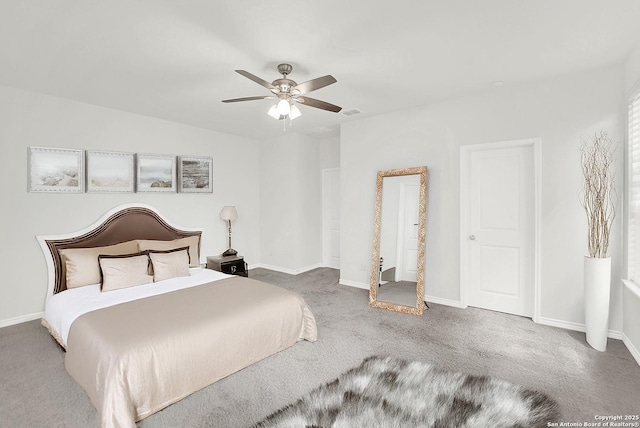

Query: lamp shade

[220,206,238,221]
[289,104,302,120]
[277,98,291,116]
[267,104,280,119]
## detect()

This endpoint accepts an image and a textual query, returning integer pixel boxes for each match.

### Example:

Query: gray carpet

[1,267,639,428]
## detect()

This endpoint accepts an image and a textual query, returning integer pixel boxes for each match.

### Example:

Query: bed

[37,204,317,428]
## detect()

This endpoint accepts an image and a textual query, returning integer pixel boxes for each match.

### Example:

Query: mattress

[43,267,231,348]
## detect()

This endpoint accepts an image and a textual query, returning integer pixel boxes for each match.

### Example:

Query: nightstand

[206,255,248,277]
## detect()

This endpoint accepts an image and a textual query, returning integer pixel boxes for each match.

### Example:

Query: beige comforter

[65,276,317,428]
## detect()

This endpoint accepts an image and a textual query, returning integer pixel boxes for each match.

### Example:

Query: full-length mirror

[369,166,427,315]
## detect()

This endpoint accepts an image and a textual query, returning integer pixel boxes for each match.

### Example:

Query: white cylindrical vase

[583,256,611,352]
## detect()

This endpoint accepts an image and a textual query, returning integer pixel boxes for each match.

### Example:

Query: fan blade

[222,96,273,103]
[295,96,342,113]
[235,70,276,91]
[293,75,337,95]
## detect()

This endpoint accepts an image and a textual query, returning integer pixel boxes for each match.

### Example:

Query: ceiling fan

[222,63,342,121]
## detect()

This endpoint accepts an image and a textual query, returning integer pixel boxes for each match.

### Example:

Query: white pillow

[149,249,191,282]
[99,253,153,292]
[136,236,200,267]
[60,240,139,289]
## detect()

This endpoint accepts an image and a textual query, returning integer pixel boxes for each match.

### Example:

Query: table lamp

[220,206,238,256]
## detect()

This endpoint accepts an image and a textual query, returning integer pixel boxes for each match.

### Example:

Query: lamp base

[222,248,238,257]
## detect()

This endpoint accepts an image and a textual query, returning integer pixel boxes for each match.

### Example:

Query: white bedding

[43,267,231,347]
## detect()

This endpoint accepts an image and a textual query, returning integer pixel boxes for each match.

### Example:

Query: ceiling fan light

[289,104,302,120]
[277,98,291,116]
[267,104,280,119]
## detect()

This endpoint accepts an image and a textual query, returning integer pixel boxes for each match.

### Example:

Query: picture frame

[28,147,84,193]
[178,156,213,193]
[136,153,177,192]
[86,151,135,193]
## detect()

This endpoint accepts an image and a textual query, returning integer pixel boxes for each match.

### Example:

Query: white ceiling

[1,1,639,140]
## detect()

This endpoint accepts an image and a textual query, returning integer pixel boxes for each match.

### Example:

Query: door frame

[322,168,340,268]
[459,138,541,322]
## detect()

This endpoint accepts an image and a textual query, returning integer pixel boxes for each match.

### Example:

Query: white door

[398,184,419,282]
[322,168,340,269]
[461,142,536,318]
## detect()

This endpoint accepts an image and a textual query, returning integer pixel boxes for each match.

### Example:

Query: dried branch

[579,130,617,258]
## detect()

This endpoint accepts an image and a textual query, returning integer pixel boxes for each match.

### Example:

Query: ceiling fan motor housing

[277,63,293,76]
[272,64,296,94]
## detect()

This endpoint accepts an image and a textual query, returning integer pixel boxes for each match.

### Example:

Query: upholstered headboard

[37,204,202,296]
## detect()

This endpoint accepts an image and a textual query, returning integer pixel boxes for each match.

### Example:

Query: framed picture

[136,153,176,192]
[86,151,135,193]
[28,147,83,193]
[178,156,213,193]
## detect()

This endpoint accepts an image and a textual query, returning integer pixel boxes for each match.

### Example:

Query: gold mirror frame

[369,166,427,315]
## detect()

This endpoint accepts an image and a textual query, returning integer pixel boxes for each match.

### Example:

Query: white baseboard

[0,312,43,329]
[424,295,465,309]
[537,316,623,340]
[249,262,323,276]
[623,333,640,365]
[339,279,369,290]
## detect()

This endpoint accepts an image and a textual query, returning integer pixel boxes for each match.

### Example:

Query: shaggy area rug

[254,356,559,428]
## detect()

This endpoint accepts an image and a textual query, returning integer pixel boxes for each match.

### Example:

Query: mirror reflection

[370,166,427,316]
[377,174,420,306]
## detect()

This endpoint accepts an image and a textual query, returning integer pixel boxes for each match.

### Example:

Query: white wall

[624,44,640,95]
[318,136,340,169]
[259,133,323,273]
[340,65,625,332]
[0,84,261,324]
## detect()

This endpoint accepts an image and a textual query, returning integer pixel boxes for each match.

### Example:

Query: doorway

[322,168,340,269]
[396,183,419,282]
[460,139,540,319]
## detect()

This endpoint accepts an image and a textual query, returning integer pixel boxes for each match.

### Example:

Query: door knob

[469,235,476,240]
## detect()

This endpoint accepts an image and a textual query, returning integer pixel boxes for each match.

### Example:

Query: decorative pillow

[60,240,139,289]
[136,236,200,267]
[98,252,153,292]
[143,246,189,276]
[149,248,191,282]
